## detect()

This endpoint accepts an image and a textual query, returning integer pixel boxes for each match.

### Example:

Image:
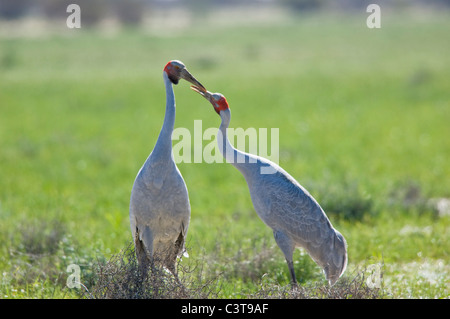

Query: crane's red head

[191,86,229,115]
[163,60,205,91]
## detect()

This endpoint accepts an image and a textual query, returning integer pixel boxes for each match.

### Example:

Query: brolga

[191,87,347,286]
[129,60,205,275]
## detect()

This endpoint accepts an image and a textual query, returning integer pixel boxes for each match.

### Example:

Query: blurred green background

[0,0,449,298]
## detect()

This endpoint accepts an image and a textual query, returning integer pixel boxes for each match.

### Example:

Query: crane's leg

[273,230,297,286]
[134,225,154,274]
[167,230,185,276]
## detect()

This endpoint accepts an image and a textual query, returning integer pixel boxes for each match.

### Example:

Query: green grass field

[0,10,449,299]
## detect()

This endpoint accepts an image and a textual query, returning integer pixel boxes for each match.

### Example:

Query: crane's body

[129,61,204,273]
[192,88,347,285]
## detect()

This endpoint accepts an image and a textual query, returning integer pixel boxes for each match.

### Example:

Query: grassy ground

[0,10,449,298]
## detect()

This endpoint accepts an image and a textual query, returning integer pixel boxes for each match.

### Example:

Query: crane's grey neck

[155,72,176,152]
[218,109,254,174]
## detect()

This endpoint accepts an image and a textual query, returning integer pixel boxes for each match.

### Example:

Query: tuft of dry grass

[82,243,221,299]
[250,267,389,299]
[81,242,388,299]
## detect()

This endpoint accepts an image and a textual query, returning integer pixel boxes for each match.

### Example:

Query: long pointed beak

[191,85,212,101]
[180,69,206,92]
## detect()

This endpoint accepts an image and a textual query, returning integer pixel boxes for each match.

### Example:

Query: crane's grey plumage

[129,61,205,274]
[192,88,348,286]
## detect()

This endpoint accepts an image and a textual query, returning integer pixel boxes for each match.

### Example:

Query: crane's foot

[290,280,298,290]
[286,259,298,289]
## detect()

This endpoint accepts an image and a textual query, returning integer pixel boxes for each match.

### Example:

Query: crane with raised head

[129,60,205,274]
[191,86,347,286]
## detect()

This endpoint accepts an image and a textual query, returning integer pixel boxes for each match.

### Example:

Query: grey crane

[129,60,205,274]
[191,87,347,286]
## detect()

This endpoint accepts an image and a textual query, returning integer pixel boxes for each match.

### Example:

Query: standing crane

[129,60,205,274]
[191,87,347,286]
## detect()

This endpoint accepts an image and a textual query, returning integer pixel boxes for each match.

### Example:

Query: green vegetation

[0,11,449,299]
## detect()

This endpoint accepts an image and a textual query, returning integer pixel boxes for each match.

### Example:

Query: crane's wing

[264,172,333,249]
